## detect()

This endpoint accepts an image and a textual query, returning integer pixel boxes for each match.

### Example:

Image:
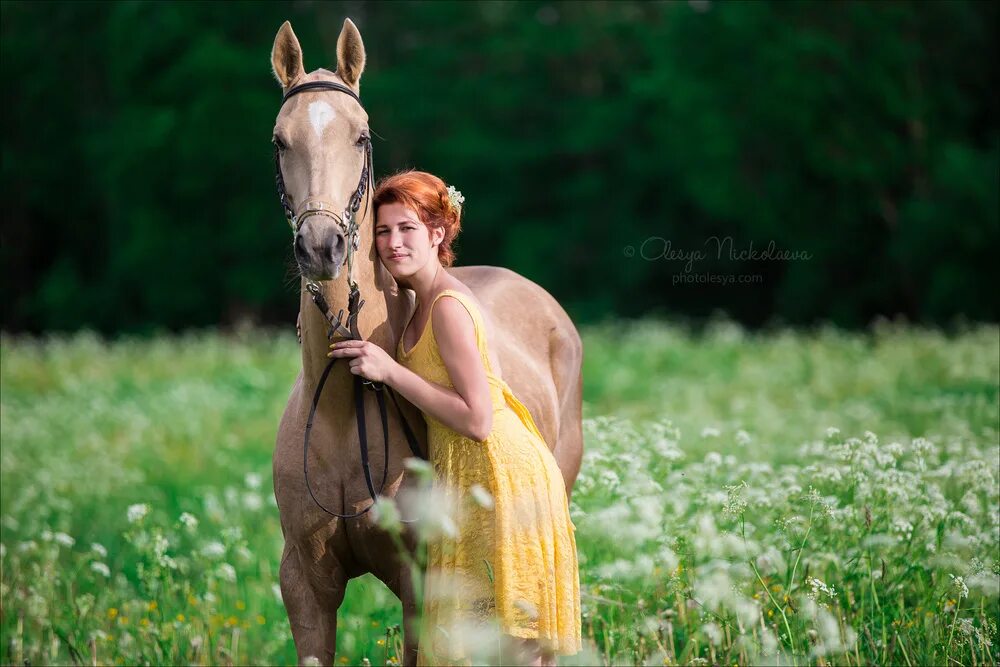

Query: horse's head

[271,19,369,282]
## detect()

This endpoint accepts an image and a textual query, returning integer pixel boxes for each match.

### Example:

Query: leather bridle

[274,80,371,299]
[274,79,425,522]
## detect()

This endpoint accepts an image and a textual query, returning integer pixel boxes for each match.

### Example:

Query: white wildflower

[53,532,75,548]
[735,430,752,446]
[372,497,401,534]
[243,492,263,511]
[949,573,969,599]
[217,563,237,583]
[806,576,837,601]
[90,543,108,558]
[704,451,722,466]
[700,427,721,438]
[825,427,841,439]
[244,472,262,490]
[513,598,539,621]
[469,484,495,510]
[910,437,936,457]
[890,518,913,541]
[179,512,198,531]
[90,561,111,578]
[598,469,621,490]
[723,481,748,517]
[702,621,724,646]
[439,514,457,538]
[201,541,226,559]
[17,541,37,553]
[403,457,434,481]
[127,503,149,523]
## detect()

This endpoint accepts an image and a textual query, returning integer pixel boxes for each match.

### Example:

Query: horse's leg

[378,551,420,667]
[549,332,584,501]
[280,541,348,665]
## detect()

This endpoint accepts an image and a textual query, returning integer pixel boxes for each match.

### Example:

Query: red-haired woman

[328,170,581,666]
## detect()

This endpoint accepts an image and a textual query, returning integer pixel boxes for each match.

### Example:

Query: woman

[328,170,581,666]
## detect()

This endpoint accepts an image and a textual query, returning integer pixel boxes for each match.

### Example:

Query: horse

[270,18,583,665]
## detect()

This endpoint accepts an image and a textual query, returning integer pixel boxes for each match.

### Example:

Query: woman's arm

[387,297,493,441]
[328,296,494,442]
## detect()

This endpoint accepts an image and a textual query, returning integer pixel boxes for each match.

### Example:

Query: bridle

[274,80,371,301]
[274,79,425,522]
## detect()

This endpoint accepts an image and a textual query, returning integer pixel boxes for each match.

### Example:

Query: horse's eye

[273,136,287,152]
[356,132,370,147]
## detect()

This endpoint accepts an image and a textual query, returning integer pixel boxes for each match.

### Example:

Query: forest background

[2,0,997,335]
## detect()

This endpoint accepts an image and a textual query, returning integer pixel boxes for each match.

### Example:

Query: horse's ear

[336,18,366,92]
[271,21,305,89]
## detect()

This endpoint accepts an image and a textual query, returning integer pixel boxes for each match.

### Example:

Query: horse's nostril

[295,234,305,251]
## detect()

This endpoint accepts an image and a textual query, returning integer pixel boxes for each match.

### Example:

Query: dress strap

[430,290,491,370]
[435,290,548,444]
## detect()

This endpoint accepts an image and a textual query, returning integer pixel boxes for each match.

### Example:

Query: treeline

[2,1,996,333]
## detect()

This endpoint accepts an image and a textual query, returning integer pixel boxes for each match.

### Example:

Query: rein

[275,80,426,522]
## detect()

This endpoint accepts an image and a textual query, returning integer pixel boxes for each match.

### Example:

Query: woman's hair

[372,170,462,267]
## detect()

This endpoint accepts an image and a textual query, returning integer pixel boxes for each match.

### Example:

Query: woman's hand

[328,340,397,384]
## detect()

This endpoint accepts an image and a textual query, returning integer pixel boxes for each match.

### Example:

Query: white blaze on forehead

[308,101,336,138]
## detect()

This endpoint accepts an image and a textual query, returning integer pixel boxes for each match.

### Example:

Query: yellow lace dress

[399,289,581,666]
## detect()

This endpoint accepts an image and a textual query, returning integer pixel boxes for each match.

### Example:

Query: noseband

[273,80,425,522]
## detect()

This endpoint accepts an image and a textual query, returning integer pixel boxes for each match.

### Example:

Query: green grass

[1,319,997,665]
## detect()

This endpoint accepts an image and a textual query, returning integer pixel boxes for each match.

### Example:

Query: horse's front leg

[279,541,348,666]
[381,527,425,667]
[391,561,422,667]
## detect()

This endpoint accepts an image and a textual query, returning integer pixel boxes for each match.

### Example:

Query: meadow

[1,318,997,666]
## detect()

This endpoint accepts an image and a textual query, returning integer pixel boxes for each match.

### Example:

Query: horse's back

[448,265,582,461]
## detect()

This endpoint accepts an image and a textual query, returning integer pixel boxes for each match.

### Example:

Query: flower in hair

[446,185,465,211]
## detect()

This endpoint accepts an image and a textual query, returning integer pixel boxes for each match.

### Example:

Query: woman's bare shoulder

[437,278,480,308]
[443,275,474,296]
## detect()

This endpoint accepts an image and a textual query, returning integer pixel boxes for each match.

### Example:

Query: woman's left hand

[328,340,397,384]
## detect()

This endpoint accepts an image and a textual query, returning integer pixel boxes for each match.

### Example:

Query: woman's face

[374,202,444,280]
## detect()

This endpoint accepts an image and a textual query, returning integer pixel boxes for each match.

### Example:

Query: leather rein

[274,80,426,522]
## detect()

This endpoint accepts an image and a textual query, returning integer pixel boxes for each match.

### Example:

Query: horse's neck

[299,252,410,389]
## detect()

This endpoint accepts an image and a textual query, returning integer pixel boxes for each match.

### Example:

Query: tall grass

[1,319,997,665]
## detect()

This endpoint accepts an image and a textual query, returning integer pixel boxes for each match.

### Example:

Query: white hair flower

[446,185,465,211]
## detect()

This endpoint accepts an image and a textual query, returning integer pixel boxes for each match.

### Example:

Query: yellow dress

[399,289,582,666]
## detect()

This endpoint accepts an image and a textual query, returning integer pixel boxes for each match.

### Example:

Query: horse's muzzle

[294,216,347,280]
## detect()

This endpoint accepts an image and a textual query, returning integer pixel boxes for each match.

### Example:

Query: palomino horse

[270,19,583,665]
